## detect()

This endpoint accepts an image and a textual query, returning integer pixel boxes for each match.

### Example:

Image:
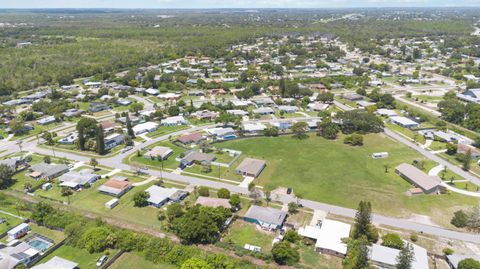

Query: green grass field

[109,252,176,269]
[223,220,275,253]
[40,245,108,269]
[217,134,479,226]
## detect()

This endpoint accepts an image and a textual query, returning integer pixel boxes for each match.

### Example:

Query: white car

[96,255,107,267]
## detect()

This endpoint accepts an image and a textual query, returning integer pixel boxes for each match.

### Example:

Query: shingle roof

[244,205,287,226]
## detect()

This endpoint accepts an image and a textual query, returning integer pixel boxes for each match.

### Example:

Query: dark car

[286,188,292,194]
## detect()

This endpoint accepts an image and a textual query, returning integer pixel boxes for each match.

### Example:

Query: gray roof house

[58,169,100,189]
[29,163,69,180]
[145,185,188,208]
[244,205,287,230]
[235,158,266,178]
[395,163,442,194]
[182,151,216,166]
[31,256,79,269]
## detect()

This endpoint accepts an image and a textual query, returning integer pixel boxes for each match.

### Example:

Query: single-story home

[58,169,100,190]
[104,133,125,150]
[145,88,159,95]
[7,223,30,240]
[390,116,419,129]
[299,219,351,258]
[29,163,69,180]
[343,93,363,101]
[161,116,187,126]
[62,108,84,118]
[117,98,132,106]
[456,89,480,104]
[31,256,79,269]
[242,123,267,134]
[195,196,232,209]
[446,254,480,269]
[58,133,78,145]
[252,107,274,115]
[144,146,173,160]
[369,242,428,269]
[307,102,329,111]
[457,143,480,159]
[36,116,56,125]
[176,133,205,145]
[0,157,28,172]
[132,121,159,135]
[206,127,237,140]
[0,241,39,269]
[235,158,266,178]
[277,105,299,113]
[98,177,132,197]
[244,205,287,230]
[89,102,111,113]
[376,109,397,117]
[181,151,216,166]
[145,185,188,208]
[395,163,442,194]
[227,109,249,116]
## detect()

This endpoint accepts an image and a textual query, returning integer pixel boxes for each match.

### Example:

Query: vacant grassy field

[109,252,176,269]
[217,134,479,225]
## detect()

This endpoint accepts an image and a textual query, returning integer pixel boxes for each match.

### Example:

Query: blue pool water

[28,239,52,252]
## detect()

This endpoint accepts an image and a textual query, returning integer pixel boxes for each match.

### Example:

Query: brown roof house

[98,176,132,197]
[457,143,480,159]
[176,133,205,145]
[395,163,442,194]
[144,146,173,160]
[235,158,266,178]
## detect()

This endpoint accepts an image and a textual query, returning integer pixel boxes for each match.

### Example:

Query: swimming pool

[27,238,53,252]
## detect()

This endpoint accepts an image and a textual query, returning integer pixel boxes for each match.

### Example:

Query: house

[176,133,205,145]
[446,254,480,269]
[36,116,56,125]
[252,98,275,106]
[59,169,100,190]
[343,93,363,101]
[144,146,173,160]
[157,93,181,100]
[145,88,160,95]
[132,121,159,135]
[244,205,287,230]
[89,102,111,113]
[235,158,266,177]
[271,121,294,130]
[98,178,132,197]
[252,107,274,115]
[369,242,428,269]
[117,115,142,125]
[145,185,188,208]
[29,163,69,180]
[227,109,249,116]
[58,133,78,145]
[0,157,28,172]
[191,110,219,120]
[457,143,480,159]
[231,100,253,107]
[161,116,187,126]
[390,116,419,129]
[206,127,237,140]
[181,151,216,166]
[307,102,329,111]
[395,163,442,194]
[242,123,267,134]
[31,256,79,269]
[104,133,125,150]
[299,219,351,258]
[457,89,480,104]
[278,105,299,113]
[117,98,132,106]
[195,196,232,209]
[100,121,117,134]
[7,223,30,239]
[376,109,397,117]
[0,241,39,269]
[62,108,84,118]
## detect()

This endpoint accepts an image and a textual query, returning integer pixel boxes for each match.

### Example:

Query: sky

[1,0,480,9]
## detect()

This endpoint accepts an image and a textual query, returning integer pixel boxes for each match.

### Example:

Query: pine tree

[396,243,414,269]
[78,125,85,150]
[96,124,105,155]
[126,114,135,138]
[353,201,372,239]
[279,78,286,97]
[355,241,370,269]
[463,149,472,171]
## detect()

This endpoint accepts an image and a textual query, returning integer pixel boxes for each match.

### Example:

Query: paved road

[394,94,442,117]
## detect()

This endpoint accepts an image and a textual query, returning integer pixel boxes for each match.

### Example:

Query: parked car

[286,188,292,194]
[122,146,133,153]
[96,255,107,267]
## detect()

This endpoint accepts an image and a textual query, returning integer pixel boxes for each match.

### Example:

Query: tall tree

[396,243,414,269]
[353,201,378,242]
[96,124,105,155]
[126,114,135,138]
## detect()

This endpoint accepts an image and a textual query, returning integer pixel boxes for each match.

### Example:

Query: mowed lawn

[218,134,479,224]
[223,220,276,253]
[40,245,105,269]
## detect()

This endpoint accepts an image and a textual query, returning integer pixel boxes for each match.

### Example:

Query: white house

[36,116,56,125]
[298,219,351,258]
[145,88,160,95]
[132,121,159,135]
[161,116,188,126]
